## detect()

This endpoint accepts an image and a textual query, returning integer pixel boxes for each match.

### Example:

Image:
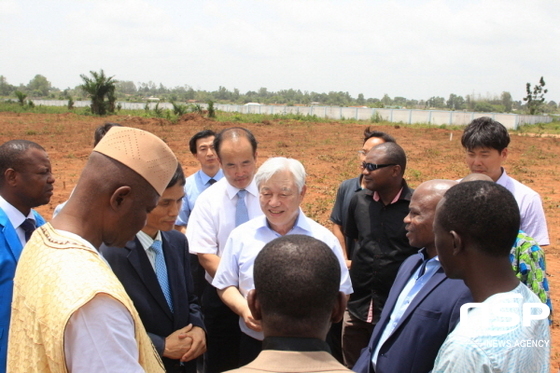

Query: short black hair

[0,140,45,185]
[461,117,510,152]
[213,127,257,158]
[372,142,407,174]
[166,163,185,189]
[254,235,340,334]
[363,128,396,144]
[438,181,519,257]
[189,129,216,155]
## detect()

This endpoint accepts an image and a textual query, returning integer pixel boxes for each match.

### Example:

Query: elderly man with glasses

[341,142,416,368]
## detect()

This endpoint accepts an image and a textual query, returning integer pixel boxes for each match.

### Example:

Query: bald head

[404,179,457,255]
[213,127,257,158]
[461,173,493,183]
[416,179,458,198]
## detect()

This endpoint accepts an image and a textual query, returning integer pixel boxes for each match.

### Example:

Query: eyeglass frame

[361,162,397,172]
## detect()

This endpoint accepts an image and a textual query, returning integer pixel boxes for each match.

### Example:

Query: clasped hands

[163,324,206,362]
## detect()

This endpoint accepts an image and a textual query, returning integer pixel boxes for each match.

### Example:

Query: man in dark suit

[102,164,206,373]
[353,179,472,373]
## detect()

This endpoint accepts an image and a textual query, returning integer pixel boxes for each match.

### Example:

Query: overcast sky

[1,0,558,102]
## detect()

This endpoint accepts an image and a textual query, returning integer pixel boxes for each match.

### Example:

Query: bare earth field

[1,111,558,370]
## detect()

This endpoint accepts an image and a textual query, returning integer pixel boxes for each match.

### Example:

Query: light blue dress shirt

[372,253,441,368]
[175,169,224,226]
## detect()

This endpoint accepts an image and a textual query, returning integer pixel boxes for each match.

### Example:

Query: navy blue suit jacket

[101,229,205,373]
[353,251,472,373]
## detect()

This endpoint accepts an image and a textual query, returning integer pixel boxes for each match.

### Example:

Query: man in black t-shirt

[342,142,415,368]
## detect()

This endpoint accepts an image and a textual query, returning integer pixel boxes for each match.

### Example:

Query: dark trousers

[189,254,208,301]
[239,333,262,366]
[342,310,375,368]
[202,286,242,373]
[326,320,344,363]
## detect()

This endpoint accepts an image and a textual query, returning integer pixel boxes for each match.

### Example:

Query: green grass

[1,101,559,135]
[516,119,560,134]
[0,101,89,115]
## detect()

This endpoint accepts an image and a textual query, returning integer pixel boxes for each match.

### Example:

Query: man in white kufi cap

[8,126,177,373]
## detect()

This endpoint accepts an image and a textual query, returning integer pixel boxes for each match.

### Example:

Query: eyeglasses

[361,162,397,172]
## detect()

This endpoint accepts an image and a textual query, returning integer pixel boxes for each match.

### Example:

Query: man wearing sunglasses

[328,129,395,363]
[342,142,415,368]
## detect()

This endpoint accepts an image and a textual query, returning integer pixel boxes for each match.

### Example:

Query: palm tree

[79,70,117,115]
[14,90,27,106]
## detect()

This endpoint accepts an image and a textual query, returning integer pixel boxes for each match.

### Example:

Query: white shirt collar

[136,230,163,252]
[0,195,35,229]
[225,178,259,200]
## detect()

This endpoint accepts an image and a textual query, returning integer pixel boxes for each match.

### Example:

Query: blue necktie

[235,189,249,227]
[150,240,173,312]
[20,218,36,242]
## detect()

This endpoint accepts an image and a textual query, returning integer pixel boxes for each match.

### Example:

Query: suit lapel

[369,255,422,350]
[385,256,421,309]
[0,208,23,261]
[126,238,173,320]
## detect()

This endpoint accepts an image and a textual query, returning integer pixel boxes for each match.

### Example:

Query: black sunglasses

[361,162,397,172]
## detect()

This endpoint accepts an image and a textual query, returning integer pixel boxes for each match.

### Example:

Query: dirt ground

[1,111,558,369]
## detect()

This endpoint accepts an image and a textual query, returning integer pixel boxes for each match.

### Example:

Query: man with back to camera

[8,126,177,372]
[461,116,549,246]
[212,157,353,365]
[460,172,551,312]
[0,140,55,373]
[353,179,472,373]
[225,234,352,373]
[432,181,550,372]
[101,163,206,373]
[342,142,416,368]
[186,127,263,373]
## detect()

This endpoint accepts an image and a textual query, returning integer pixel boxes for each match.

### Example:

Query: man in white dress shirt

[461,117,549,246]
[213,157,353,366]
[186,127,262,373]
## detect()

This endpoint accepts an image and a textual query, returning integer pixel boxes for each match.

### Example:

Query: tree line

[0,72,556,115]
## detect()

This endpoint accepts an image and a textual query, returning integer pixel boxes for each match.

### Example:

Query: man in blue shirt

[175,130,224,233]
[175,130,224,301]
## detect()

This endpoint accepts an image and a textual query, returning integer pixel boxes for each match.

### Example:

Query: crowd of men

[0,116,552,373]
